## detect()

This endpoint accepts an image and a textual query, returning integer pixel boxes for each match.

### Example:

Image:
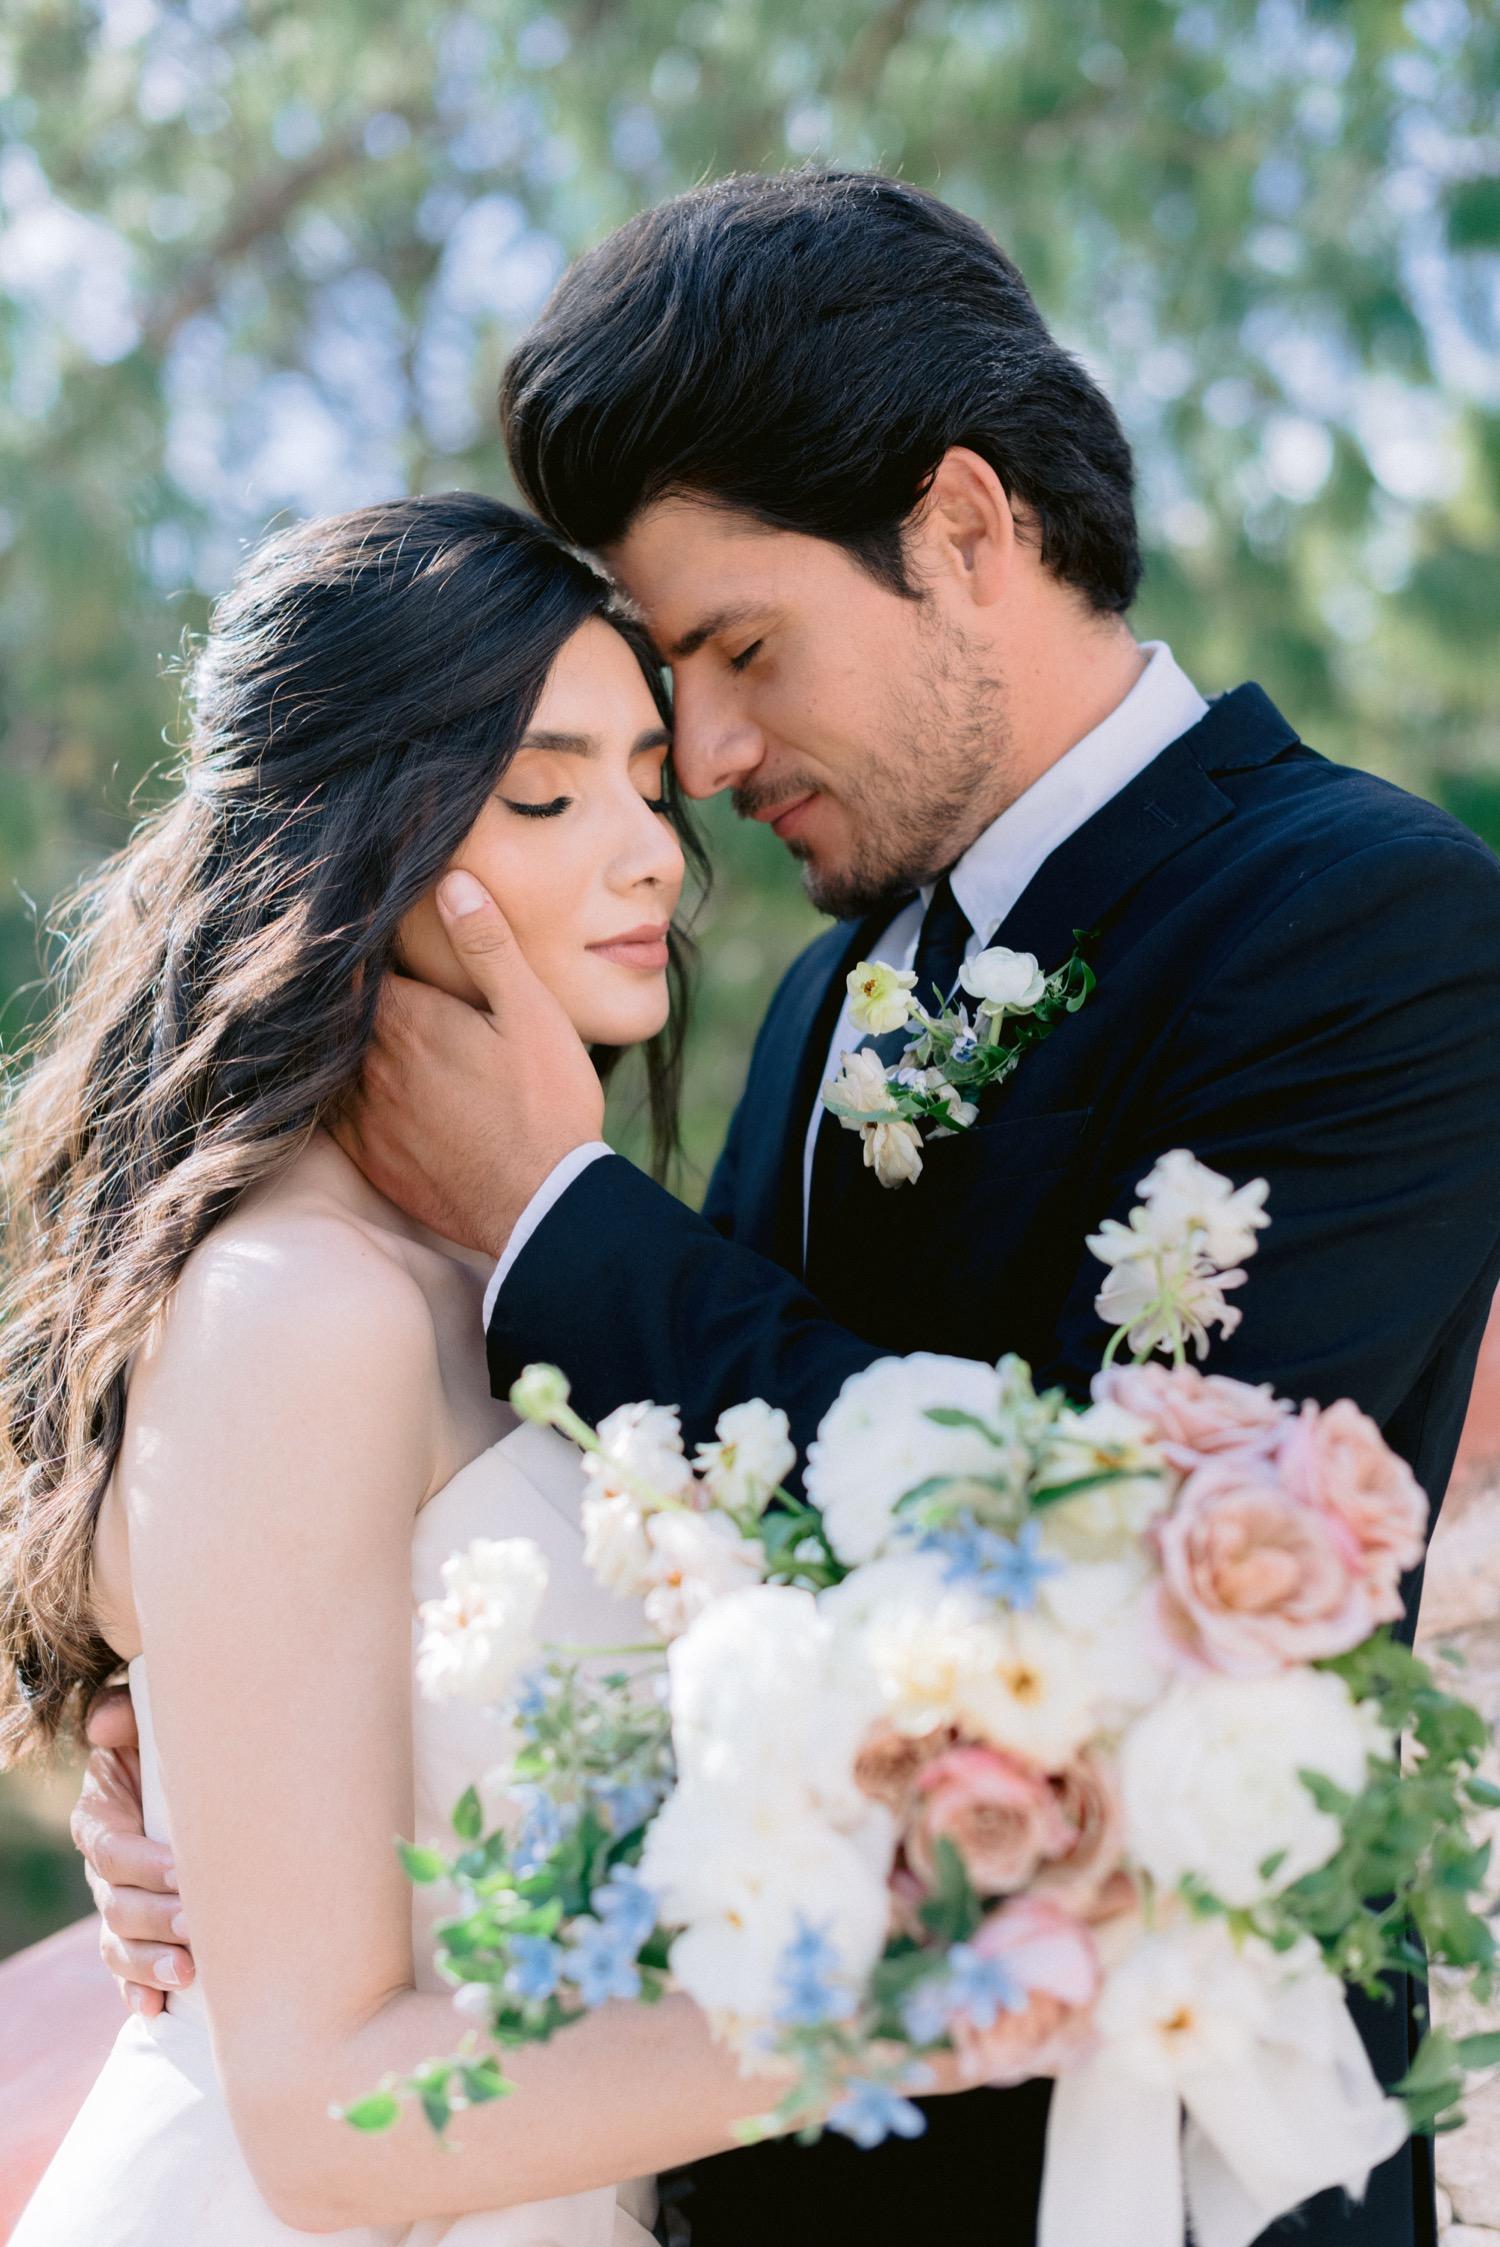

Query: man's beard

[736,630,1013,921]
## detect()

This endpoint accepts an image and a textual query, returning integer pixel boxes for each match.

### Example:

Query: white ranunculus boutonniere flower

[822,931,1097,1188]
[959,945,1047,1016]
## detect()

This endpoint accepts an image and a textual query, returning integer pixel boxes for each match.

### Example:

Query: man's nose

[670,680,766,801]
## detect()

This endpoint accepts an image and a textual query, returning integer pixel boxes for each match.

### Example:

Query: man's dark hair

[502,168,1142,616]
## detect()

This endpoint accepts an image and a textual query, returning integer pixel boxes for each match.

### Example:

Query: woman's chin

[573,991,671,1051]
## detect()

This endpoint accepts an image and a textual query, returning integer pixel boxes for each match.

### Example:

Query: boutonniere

[821,935,1097,1187]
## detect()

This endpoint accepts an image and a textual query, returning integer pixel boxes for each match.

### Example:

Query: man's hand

[339,872,606,1259]
[73,1687,192,2014]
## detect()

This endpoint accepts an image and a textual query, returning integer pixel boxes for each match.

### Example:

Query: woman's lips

[588,925,671,970]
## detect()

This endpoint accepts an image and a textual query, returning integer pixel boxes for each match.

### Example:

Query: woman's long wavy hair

[0,492,703,1761]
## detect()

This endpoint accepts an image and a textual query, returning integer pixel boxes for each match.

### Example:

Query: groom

[81,172,1500,2245]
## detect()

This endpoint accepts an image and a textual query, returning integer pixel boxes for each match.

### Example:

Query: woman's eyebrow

[516,725,672,756]
[517,728,595,754]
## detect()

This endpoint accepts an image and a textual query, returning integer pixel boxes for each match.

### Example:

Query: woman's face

[399,619,685,1047]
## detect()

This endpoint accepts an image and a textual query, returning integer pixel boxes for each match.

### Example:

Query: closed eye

[728,639,763,675]
[502,796,572,819]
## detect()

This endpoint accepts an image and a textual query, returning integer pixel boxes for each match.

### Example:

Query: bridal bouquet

[346,1153,1500,2247]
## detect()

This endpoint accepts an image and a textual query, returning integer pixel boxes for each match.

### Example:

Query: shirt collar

[932,641,1209,947]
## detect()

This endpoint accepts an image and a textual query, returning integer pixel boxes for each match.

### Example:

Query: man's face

[607,497,1011,918]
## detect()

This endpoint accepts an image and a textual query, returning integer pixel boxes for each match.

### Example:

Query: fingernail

[126,1986,145,2015]
[170,1911,189,1941]
[161,1858,176,1886]
[438,870,488,918]
[155,1953,179,1986]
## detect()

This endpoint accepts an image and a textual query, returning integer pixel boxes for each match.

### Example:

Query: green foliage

[2,0,1498,1184]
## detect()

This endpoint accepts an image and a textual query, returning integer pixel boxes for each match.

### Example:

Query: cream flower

[846,958,918,1036]
[694,1398,796,1518]
[580,1488,654,1598]
[584,1398,694,1505]
[956,1607,1100,1771]
[865,1113,925,1187]
[960,946,1047,1015]
[641,1509,767,1640]
[1034,1399,1171,1559]
[415,1536,549,1705]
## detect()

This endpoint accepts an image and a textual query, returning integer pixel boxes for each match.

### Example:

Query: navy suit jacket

[488,686,1500,2247]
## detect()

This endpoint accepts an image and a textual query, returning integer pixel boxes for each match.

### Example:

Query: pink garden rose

[950,1896,1101,2086]
[1094,1361,1289,1473]
[1156,1457,1374,1673]
[1032,1750,1128,1919]
[1277,1397,1428,1612]
[853,1722,956,1816]
[907,1745,1074,1896]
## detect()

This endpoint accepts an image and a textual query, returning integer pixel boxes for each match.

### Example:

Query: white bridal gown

[14,1421,660,2247]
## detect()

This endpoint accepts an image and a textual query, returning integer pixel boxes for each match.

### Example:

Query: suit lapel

[983,684,1297,964]
[733,912,889,1270]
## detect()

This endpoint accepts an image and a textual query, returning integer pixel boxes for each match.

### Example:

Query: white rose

[415,1536,549,1705]
[806,1352,1014,1566]
[581,1489,654,1598]
[827,1547,999,1736]
[642,1509,767,1640]
[846,958,918,1037]
[1036,1551,1170,1727]
[585,1398,694,1504]
[666,1583,882,1814]
[1119,1669,1387,1909]
[959,945,1046,1015]
[644,1785,894,2022]
[695,1399,795,1517]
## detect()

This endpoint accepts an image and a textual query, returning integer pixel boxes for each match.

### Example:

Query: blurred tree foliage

[1,0,1498,1185]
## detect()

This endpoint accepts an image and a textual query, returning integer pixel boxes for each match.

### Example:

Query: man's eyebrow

[666,604,762,661]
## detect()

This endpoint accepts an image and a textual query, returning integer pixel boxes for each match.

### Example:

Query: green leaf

[420,2086,452,2134]
[1456,2031,1500,2074]
[341,2090,401,2132]
[398,1841,448,1885]
[453,1785,484,1843]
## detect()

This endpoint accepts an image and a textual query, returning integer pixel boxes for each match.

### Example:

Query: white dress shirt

[486,639,1207,1323]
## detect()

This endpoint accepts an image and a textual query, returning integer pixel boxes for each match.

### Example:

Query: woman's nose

[617,790,686,899]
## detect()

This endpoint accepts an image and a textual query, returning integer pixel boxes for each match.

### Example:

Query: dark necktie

[806,875,973,1274]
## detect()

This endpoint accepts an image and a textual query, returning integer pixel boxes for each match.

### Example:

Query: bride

[0,495,950,2242]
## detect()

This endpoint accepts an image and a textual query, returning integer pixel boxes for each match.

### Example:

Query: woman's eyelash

[503,796,572,819]
[728,639,762,674]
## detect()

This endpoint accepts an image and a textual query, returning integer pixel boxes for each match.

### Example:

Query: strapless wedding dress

[13,1422,660,2247]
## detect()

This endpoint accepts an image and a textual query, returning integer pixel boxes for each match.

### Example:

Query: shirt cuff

[482,1141,613,1330]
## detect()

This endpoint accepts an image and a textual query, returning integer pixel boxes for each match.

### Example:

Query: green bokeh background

[1,0,1496,1953]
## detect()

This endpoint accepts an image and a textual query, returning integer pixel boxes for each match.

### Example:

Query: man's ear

[910,446,1017,609]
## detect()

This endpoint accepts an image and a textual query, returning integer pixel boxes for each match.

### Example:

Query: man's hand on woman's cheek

[336,874,606,1257]
[74,1685,192,2014]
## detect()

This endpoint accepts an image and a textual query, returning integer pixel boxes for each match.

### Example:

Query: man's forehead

[606,501,789,650]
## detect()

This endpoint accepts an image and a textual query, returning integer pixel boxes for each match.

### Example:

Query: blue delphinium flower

[505,1933,563,2004]
[593,1864,659,1952]
[511,1667,551,1728]
[949,1029,979,1064]
[774,1919,857,2030]
[566,1915,643,2008]
[901,1974,955,2046]
[947,1941,1025,2030]
[923,1514,1061,1610]
[827,2078,928,2150]
[591,1775,662,1838]
[511,1783,573,1876]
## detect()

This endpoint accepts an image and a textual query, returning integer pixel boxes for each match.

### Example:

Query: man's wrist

[483,1141,614,1327]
